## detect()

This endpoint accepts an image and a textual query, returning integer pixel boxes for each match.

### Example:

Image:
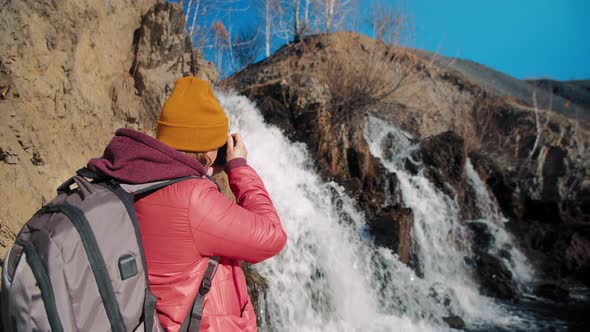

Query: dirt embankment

[0,0,216,260]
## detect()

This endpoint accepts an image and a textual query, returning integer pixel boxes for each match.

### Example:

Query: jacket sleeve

[189,164,287,263]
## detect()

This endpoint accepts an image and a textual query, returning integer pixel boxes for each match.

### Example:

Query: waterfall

[216,91,536,331]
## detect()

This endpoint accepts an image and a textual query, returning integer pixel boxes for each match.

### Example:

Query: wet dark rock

[476,253,519,300]
[511,221,590,287]
[242,263,270,328]
[442,315,466,330]
[420,132,466,200]
[367,205,414,264]
[467,222,520,300]
[524,198,562,224]
[564,232,590,286]
[534,283,569,303]
[421,131,466,190]
[467,221,494,254]
[469,151,522,220]
[541,147,567,202]
[498,248,512,260]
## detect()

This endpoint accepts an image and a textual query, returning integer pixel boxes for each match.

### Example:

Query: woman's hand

[227,133,247,161]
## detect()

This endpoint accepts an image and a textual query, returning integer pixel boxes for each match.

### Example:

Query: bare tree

[212,20,230,75]
[183,0,221,51]
[293,0,302,42]
[259,0,291,57]
[304,0,311,29]
[528,87,551,160]
[183,0,247,50]
[291,0,315,42]
[370,2,409,46]
[264,0,272,56]
[324,0,336,32]
[232,25,263,68]
[184,0,193,25]
[185,0,201,38]
[310,0,354,34]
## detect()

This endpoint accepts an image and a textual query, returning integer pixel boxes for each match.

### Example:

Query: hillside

[229,31,590,286]
[527,78,590,110]
[416,51,590,122]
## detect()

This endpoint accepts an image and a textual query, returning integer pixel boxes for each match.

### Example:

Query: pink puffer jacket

[87,129,287,332]
[136,165,286,331]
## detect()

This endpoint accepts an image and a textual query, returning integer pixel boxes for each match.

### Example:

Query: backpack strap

[38,204,127,332]
[76,167,103,180]
[14,239,64,332]
[179,256,220,332]
[119,176,199,196]
[178,175,223,332]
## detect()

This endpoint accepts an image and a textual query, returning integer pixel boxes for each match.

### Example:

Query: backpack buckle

[199,278,212,295]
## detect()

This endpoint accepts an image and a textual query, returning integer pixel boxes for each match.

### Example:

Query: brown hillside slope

[0,0,216,259]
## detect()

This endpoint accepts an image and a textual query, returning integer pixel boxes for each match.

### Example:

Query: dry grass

[321,43,423,120]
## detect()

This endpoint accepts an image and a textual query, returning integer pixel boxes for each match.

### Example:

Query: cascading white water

[465,160,534,286]
[216,90,536,331]
[363,116,506,322]
[364,116,539,326]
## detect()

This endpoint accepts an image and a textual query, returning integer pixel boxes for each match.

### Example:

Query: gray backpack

[1,169,219,332]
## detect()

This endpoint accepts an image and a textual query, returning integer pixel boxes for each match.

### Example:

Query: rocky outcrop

[130,1,217,123]
[229,31,590,287]
[0,0,214,259]
[470,115,590,286]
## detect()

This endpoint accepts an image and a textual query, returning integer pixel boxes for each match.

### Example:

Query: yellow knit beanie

[157,77,229,152]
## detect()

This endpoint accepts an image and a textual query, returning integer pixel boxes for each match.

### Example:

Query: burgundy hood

[88,128,207,183]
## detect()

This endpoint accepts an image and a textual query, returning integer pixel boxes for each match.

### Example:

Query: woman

[88,77,287,331]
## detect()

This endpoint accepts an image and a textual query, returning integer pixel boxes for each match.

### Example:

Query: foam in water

[216,91,535,331]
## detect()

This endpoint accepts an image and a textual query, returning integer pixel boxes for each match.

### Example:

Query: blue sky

[180,0,590,81]
[401,0,590,80]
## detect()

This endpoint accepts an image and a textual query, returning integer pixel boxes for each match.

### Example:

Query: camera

[214,142,227,166]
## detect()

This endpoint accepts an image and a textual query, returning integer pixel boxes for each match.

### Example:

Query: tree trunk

[189,0,201,38]
[184,0,193,24]
[293,0,301,42]
[265,0,271,57]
